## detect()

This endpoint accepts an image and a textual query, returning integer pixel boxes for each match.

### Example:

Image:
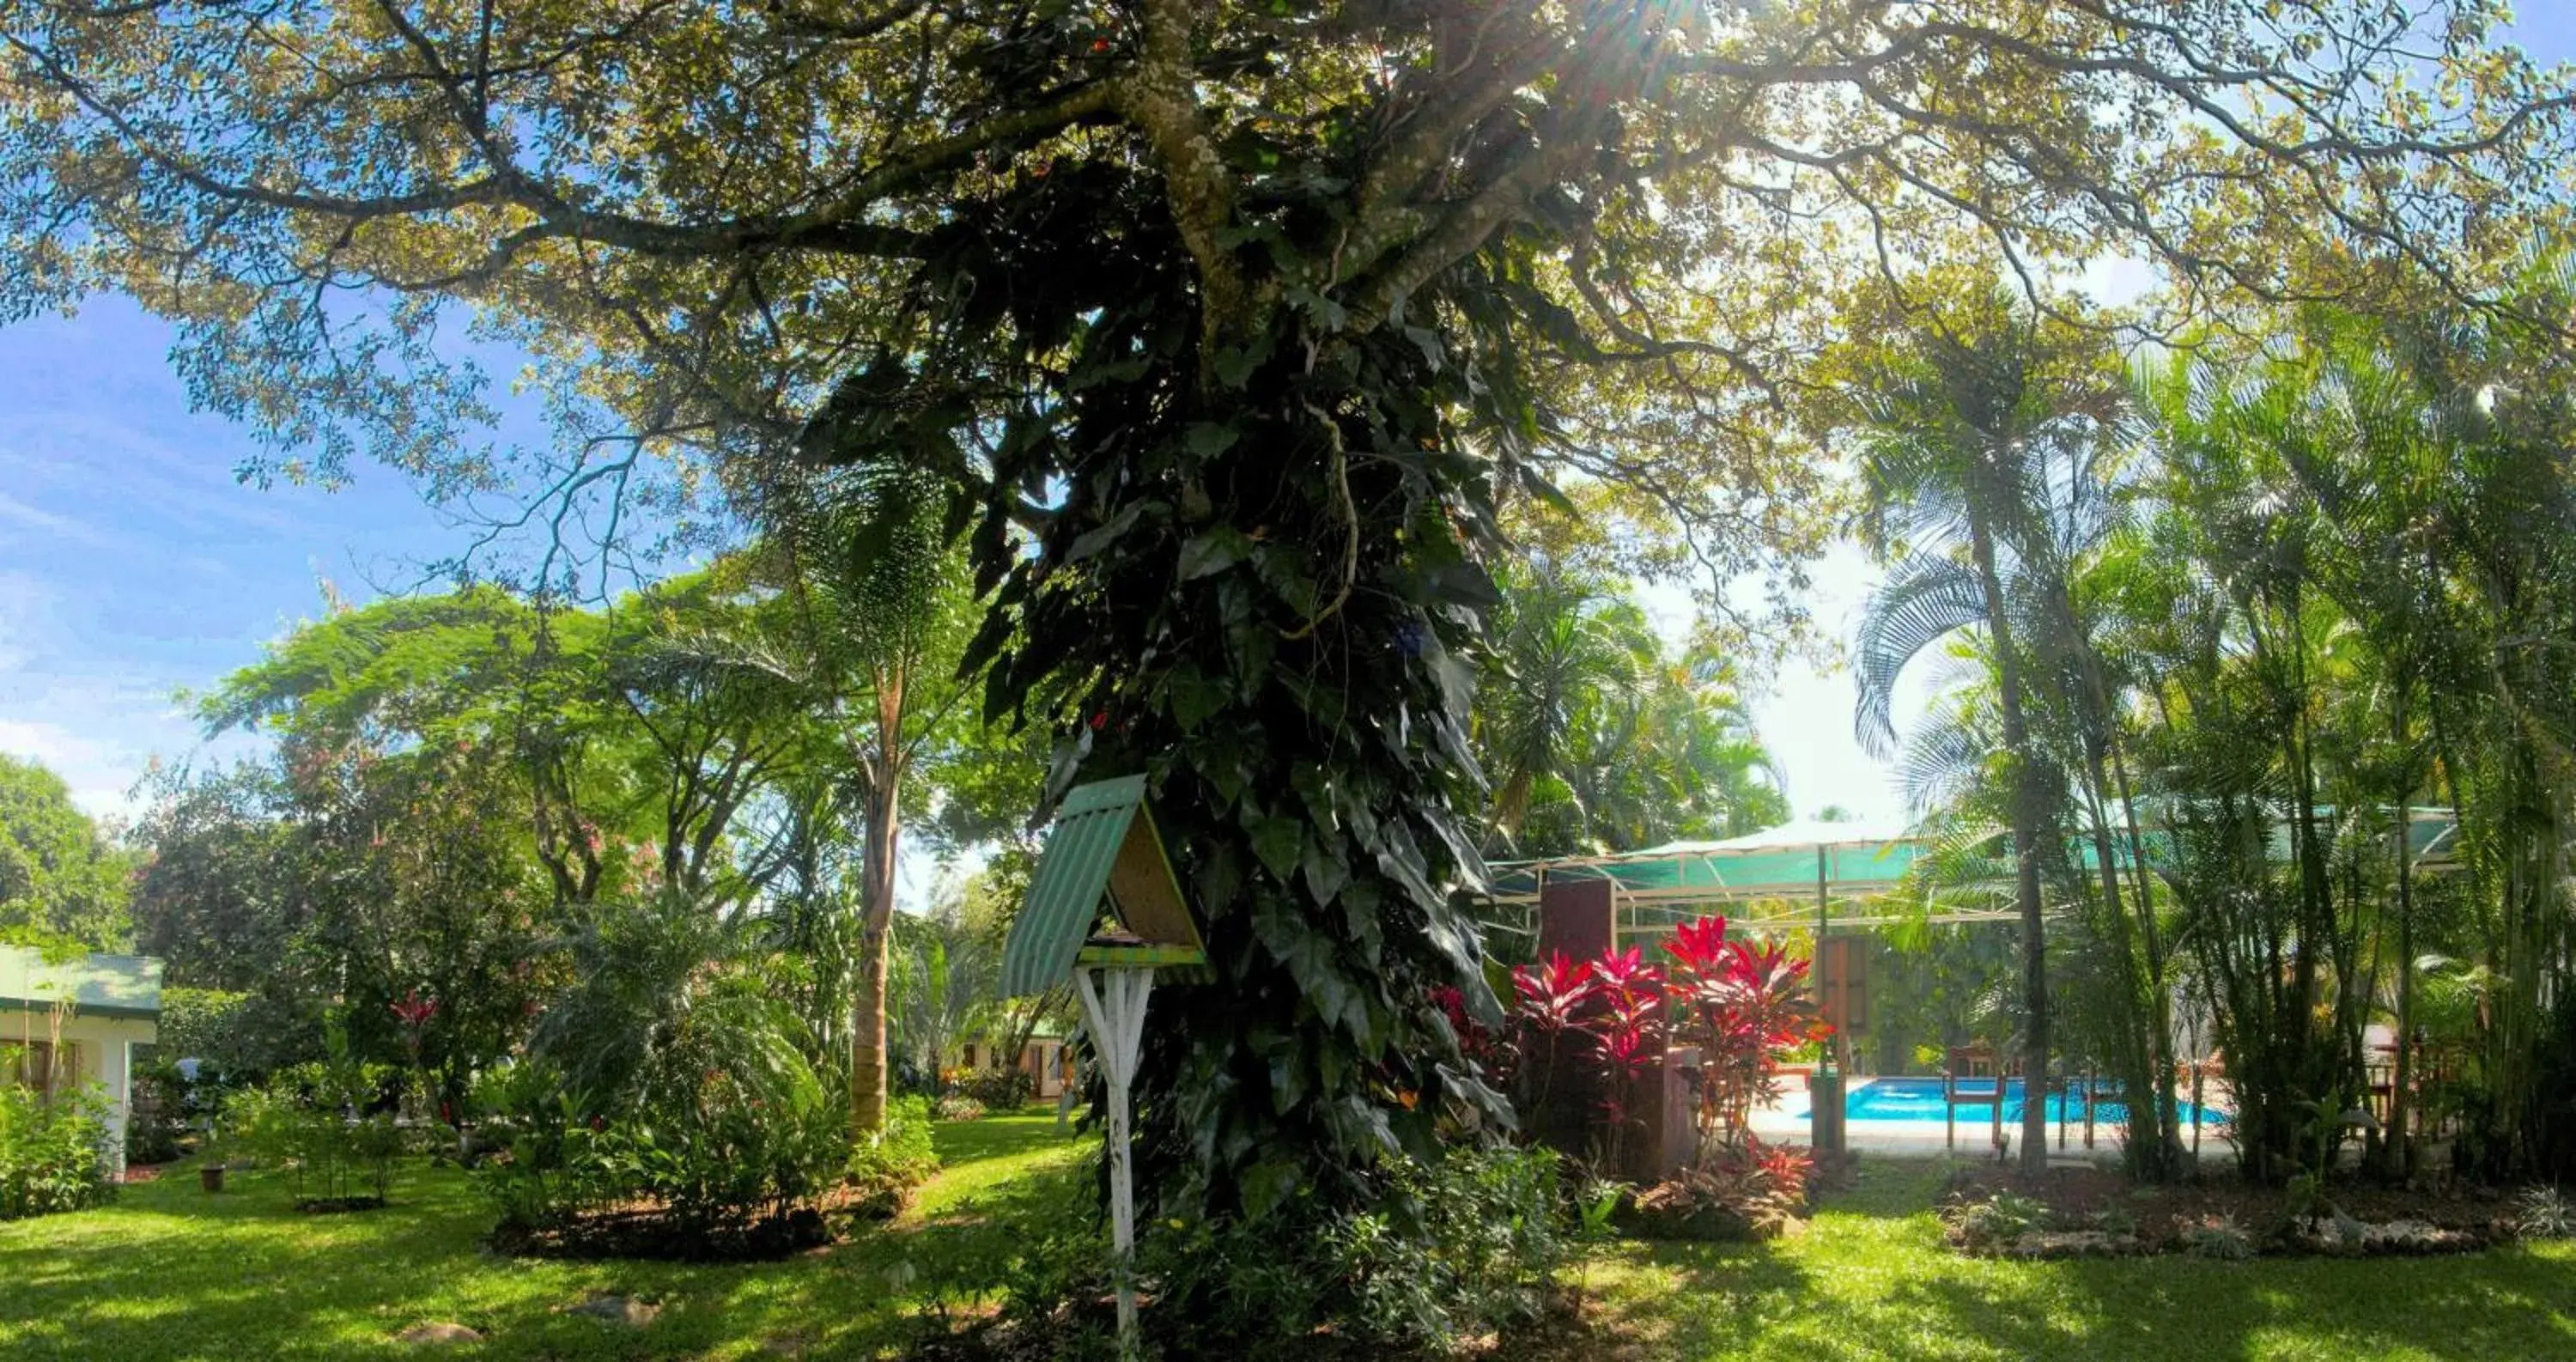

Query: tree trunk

[850,672,908,1138]
[2385,787,2416,1181]
[1968,521,2050,1174]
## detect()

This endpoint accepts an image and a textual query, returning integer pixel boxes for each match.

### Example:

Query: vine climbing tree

[3,0,2570,1205]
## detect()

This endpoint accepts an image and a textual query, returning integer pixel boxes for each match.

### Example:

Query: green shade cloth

[1485,809,2461,930]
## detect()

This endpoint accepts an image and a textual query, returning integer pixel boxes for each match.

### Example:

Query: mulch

[490,1204,833,1262]
[1940,1164,2518,1256]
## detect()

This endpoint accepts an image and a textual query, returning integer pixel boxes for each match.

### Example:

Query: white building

[0,948,163,1177]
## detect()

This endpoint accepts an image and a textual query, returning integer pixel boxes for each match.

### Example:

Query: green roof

[0,948,164,1019]
[1000,776,1206,996]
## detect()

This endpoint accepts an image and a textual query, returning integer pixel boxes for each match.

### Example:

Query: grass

[0,1111,1086,1360]
[6,1124,2572,1361]
[1579,1159,2576,1361]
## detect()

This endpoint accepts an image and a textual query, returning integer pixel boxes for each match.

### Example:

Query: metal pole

[1815,846,1830,1071]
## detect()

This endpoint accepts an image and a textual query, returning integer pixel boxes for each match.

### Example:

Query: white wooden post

[1072,964,1153,1359]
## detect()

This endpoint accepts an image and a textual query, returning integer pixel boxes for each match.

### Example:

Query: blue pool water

[1799,1076,2228,1128]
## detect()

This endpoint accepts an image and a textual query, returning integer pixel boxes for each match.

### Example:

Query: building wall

[0,1011,156,1176]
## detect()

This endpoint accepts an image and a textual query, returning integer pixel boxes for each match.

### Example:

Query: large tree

[5,0,2570,1216]
[0,753,131,950]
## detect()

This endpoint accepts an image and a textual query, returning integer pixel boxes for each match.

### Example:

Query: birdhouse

[1000,775,1206,995]
[998,774,1206,1358]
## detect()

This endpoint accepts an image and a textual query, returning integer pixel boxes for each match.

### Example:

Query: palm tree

[1477,563,1661,850]
[1476,565,1789,856]
[1846,283,2129,1174]
[750,461,972,1137]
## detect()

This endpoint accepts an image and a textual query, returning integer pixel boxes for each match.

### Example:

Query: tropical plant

[2515,1186,2573,1242]
[931,1095,987,1124]
[843,1093,941,1219]
[477,892,846,1250]
[1661,915,1817,1149]
[1477,563,1785,858]
[225,1061,404,1209]
[1844,283,2136,1175]
[0,1083,113,1220]
[1946,1189,2050,1252]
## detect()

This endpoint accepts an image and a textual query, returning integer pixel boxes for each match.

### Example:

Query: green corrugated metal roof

[1001,776,1205,996]
[0,948,164,1019]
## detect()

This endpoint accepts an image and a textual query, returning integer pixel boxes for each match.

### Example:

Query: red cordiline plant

[1583,946,1668,1170]
[1661,915,1819,1151]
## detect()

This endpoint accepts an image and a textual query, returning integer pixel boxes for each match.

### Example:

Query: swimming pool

[1799,1076,2228,1128]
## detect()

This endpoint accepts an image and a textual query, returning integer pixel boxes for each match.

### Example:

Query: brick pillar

[1522,878,1613,1157]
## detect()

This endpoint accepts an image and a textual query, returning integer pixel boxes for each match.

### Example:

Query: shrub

[223,1059,402,1208]
[1628,1138,1814,1241]
[1137,1143,1569,1359]
[847,1094,941,1218]
[125,1060,191,1166]
[1946,1190,2050,1251]
[0,1084,113,1220]
[2183,1213,2257,1260]
[933,1094,987,1123]
[471,894,849,1256]
[952,1067,1034,1111]
[2516,1185,2573,1241]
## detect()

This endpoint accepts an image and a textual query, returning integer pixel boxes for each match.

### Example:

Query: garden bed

[1940,1164,2515,1258]
[295,1195,389,1214]
[489,1202,834,1261]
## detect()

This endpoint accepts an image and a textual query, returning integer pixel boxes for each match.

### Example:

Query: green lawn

[5,1125,2571,1361]
[0,1112,1087,1360]
[1582,1160,2576,1361]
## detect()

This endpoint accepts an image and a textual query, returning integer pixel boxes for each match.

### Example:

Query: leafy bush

[1946,1189,2050,1251]
[951,1067,1034,1111]
[222,1058,403,1208]
[2183,1213,2257,1260]
[472,894,848,1256]
[0,1084,113,1220]
[1629,1137,1814,1241]
[2516,1185,2573,1241]
[847,1094,941,1218]
[914,1141,1566,1359]
[1138,1143,1568,1359]
[933,1094,987,1123]
[125,1059,191,1165]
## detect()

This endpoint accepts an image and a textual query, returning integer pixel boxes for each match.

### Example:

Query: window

[0,1040,78,1098]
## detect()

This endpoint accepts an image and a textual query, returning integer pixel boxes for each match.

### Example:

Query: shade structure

[1482,808,2464,937]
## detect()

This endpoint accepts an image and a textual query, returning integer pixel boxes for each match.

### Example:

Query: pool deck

[1746,1076,2236,1162]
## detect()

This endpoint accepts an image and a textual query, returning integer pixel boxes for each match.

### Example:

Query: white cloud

[0,491,121,551]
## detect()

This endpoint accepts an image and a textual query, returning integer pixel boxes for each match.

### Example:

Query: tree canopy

[0,753,131,950]
[11,0,2575,1224]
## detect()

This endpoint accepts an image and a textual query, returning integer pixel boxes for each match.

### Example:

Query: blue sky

[3,12,2571,835]
[0,296,477,817]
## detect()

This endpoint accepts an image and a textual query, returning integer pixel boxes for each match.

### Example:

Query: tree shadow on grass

[1868,1245,2576,1362]
[0,1116,1097,1362]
